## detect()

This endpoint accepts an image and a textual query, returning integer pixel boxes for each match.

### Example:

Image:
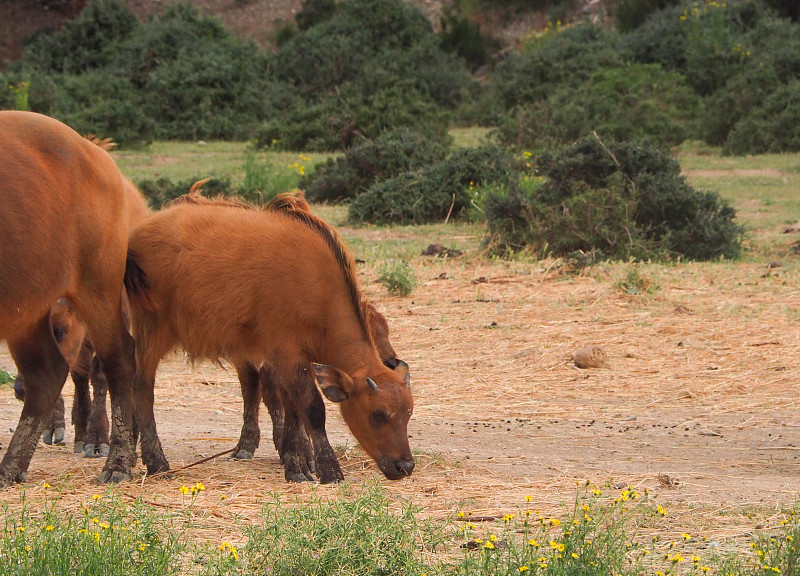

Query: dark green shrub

[349,145,515,224]
[489,22,622,112]
[485,138,743,261]
[17,0,137,74]
[723,80,800,154]
[494,63,701,150]
[438,7,495,71]
[295,0,337,30]
[300,128,449,203]
[616,0,682,32]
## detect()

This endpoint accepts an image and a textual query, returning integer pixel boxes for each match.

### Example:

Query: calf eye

[370,410,389,427]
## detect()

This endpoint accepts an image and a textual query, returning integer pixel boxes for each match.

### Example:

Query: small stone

[573,345,609,369]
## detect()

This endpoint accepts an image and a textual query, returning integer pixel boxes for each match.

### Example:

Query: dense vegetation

[4,0,796,260]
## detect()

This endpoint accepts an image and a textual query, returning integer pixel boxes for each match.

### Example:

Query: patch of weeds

[0,486,188,576]
[377,260,418,296]
[0,368,15,388]
[615,266,659,296]
[208,482,442,575]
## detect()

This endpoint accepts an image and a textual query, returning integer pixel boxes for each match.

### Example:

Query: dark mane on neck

[267,191,370,340]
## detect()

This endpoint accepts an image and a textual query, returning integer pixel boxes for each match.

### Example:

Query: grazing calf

[13,170,150,459]
[125,189,414,483]
[235,302,404,475]
[0,111,136,486]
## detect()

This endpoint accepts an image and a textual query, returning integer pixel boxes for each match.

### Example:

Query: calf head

[313,361,414,480]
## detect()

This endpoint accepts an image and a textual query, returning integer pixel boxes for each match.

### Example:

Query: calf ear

[312,363,353,403]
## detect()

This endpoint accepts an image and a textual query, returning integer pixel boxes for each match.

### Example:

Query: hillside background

[0,0,604,69]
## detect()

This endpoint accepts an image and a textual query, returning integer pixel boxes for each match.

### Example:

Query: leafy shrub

[17,0,137,74]
[377,261,418,296]
[300,128,449,203]
[489,22,622,113]
[494,63,701,150]
[723,80,800,154]
[616,0,682,32]
[295,0,337,30]
[484,138,743,261]
[438,6,496,71]
[349,145,515,224]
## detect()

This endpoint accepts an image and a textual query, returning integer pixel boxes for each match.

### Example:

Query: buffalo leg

[233,362,261,460]
[0,314,69,486]
[43,395,66,446]
[71,340,93,454]
[84,356,110,458]
[277,364,342,484]
[259,367,315,473]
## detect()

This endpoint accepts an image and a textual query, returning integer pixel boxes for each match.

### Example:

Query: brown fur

[0,111,136,486]
[125,188,414,482]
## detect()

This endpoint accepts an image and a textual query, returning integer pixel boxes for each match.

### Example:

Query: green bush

[723,80,800,154]
[616,0,682,32]
[494,63,701,150]
[349,145,515,224]
[484,138,743,261]
[377,261,418,296]
[489,22,622,113]
[300,128,449,203]
[17,0,137,74]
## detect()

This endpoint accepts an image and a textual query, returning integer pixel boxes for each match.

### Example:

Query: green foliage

[484,138,743,261]
[300,128,449,203]
[0,369,15,387]
[349,144,515,224]
[723,80,800,154]
[240,150,303,203]
[377,261,418,296]
[615,266,660,295]
[438,6,496,71]
[222,484,436,575]
[1,491,187,576]
[494,63,701,149]
[295,0,337,30]
[616,0,682,32]
[489,22,622,113]
[17,0,137,74]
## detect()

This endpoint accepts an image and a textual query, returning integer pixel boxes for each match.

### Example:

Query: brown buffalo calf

[125,189,414,483]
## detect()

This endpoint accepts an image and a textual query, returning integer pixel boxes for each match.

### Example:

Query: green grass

[0,368,15,387]
[3,483,797,576]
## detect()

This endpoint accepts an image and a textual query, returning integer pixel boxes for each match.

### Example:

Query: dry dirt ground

[1,227,799,552]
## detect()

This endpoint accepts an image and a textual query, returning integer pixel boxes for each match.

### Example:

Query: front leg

[233,362,261,460]
[0,315,69,486]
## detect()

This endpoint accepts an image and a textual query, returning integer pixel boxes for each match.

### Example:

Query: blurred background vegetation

[2,0,798,261]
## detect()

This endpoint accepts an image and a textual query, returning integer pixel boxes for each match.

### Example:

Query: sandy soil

[1,240,799,551]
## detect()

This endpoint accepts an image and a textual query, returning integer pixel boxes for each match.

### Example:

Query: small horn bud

[366,377,378,391]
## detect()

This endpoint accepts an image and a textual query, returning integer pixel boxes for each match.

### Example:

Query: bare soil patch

[682,168,789,179]
[1,239,799,550]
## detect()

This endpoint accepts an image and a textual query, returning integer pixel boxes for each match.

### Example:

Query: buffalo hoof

[97,444,109,457]
[285,471,315,483]
[74,441,84,454]
[84,444,100,458]
[16,471,27,483]
[97,470,132,484]
[234,449,253,460]
[43,427,65,446]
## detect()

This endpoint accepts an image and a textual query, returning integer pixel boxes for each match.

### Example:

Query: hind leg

[233,362,261,460]
[70,341,93,454]
[42,395,66,446]
[0,315,70,486]
[260,367,315,472]
[80,300,136,485]
[84,356,110,458]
